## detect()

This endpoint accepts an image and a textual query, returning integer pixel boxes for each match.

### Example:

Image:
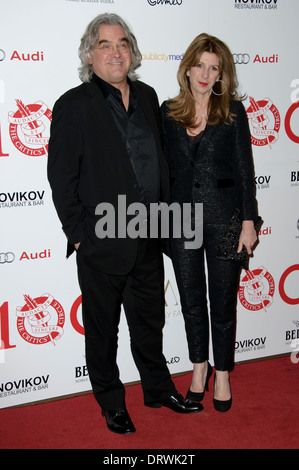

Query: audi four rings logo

[0,49,5,61]
[233,53,250,64]
[0,252,15,263]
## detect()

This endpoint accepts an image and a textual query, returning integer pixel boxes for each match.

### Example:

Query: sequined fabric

[170,223,240,370]
[161,99,258,370]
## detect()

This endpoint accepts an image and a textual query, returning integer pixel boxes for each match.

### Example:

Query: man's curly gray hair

[78,13,142,83]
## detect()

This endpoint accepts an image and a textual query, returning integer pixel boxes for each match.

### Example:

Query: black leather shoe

[145,391,203,414]
[101,407,136,434]
[213,396,232,412]
[213,375,232,412]
[186,362,213,403]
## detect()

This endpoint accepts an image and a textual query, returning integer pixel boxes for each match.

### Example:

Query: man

[48,13,202,435]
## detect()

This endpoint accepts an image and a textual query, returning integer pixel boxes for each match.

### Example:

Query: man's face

[88,24,132,88]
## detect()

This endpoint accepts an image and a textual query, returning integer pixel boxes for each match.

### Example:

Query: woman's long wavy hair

[167,33,243,128]
[78,13,142,83]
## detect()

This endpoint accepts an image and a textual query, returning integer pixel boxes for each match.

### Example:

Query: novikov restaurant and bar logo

[0,190,45,208]
[234,0,278,9]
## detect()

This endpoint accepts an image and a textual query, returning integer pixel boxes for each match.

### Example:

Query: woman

[161,33,258,412]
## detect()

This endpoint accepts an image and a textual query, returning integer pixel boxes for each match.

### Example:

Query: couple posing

[48,13,258,434]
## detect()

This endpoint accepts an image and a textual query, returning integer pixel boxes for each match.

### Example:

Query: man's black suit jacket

[48,79,170,275]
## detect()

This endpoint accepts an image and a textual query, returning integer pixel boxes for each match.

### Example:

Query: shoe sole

[145,402,204,413]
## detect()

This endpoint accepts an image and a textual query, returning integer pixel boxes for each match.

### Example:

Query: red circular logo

[285,101,299,144]
[246,97,280,148]
[8,100,52,157]
[279,264,299,305]
[16,294,65,345]
[239,267,275,311]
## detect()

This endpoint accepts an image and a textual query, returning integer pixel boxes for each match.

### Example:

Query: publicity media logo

[8,99,52,157]
[16,294,65,345]
[239,267,275,312]
[246,97,280,148]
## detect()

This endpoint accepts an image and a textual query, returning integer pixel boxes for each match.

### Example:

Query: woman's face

[186,51,220,99]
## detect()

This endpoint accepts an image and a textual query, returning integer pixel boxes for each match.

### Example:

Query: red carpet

[0,356,298,451]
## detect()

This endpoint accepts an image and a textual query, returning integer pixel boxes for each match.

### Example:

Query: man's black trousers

[76,238,176,411]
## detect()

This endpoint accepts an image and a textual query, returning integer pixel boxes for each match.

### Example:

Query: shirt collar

[92,73,135,98]
[92,73,137,112]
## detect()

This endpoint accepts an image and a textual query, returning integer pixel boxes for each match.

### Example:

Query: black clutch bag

[217,209,262,270]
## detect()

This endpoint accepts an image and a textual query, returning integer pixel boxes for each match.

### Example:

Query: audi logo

[0,49,5,62]
[0,252,15,263]
[233,53,250,64]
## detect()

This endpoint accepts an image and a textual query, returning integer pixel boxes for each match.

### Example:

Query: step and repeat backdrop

[0,0,298,408]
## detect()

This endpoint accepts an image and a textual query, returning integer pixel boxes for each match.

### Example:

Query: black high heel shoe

[213,374,232,412]
[186,362,213,402]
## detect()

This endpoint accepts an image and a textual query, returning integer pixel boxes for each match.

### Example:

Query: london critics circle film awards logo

[239,267,275,312]
[8,99,52,157]
[246,97,280,148]
[16,294,65,345]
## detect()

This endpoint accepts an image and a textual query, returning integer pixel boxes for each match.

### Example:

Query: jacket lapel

[134,83,161,144]
[134,82,170,203]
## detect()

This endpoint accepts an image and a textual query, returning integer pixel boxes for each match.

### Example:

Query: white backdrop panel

[0,0,298,408]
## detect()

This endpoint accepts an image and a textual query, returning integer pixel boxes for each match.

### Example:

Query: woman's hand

[237,220,257,255]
